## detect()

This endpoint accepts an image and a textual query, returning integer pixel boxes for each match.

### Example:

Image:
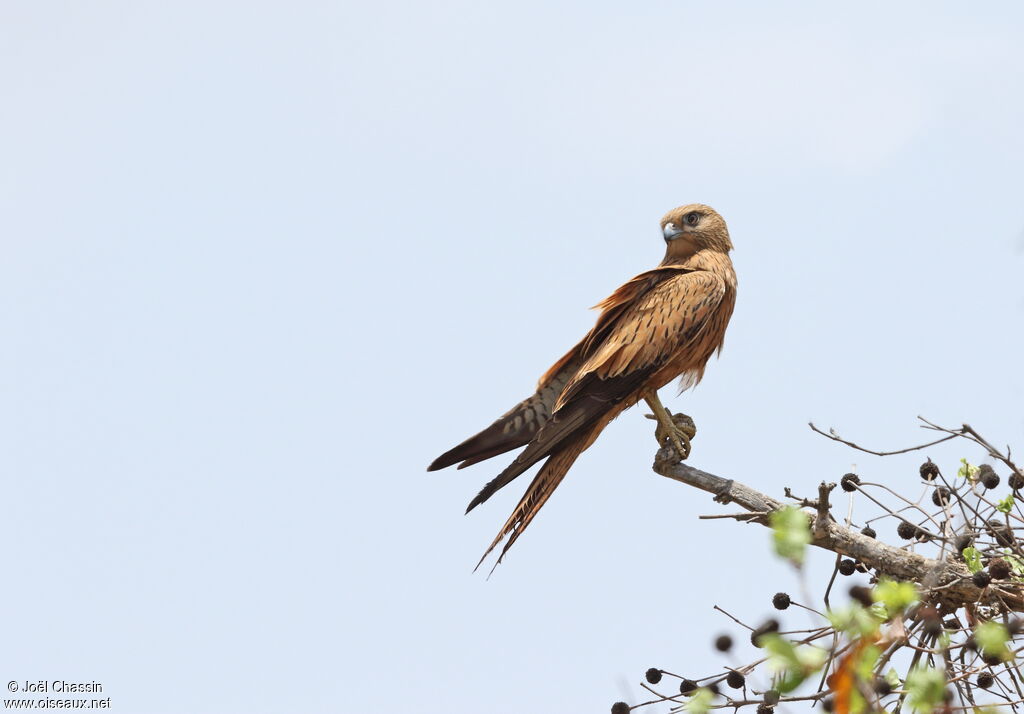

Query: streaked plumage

[429,204,737,570]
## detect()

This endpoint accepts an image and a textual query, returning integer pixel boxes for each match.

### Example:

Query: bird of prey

[428,204,737,570]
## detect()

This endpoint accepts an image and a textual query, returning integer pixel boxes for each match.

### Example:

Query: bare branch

[651,449,1024,612]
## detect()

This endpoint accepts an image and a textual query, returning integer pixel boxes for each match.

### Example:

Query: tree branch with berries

[611,419,1024,714]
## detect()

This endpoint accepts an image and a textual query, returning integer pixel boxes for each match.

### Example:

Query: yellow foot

[645,412,697,461]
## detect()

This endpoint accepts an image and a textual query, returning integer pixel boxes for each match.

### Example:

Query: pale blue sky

[2,2,1023,713]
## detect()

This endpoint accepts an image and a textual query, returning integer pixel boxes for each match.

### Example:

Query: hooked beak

[662,222,683,242]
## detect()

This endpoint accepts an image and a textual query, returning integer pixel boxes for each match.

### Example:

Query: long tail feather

[474,421,605,573]
[427,398,544,472]
[427,353,582,472]
[464,369,653,513]
[464,395,601,513]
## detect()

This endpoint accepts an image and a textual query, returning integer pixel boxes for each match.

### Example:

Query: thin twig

[809,422,959,456]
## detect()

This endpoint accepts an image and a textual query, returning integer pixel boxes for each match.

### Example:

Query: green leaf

[761,633,799,669]
[872,579,919,614]
[905,665,946,713]
[975,621,1013,662]
[684,687,715,714]
[884,668,902,689]
[847,688,867,714]
[959,458,979,480]
[770,506,811,565]
[997,495,1015,514]
[869,602,889,621]
[827,605,880,637]
[855,644,882,682]
[963,546,984,574]
[795,644,828,671]
[760,633,827,693]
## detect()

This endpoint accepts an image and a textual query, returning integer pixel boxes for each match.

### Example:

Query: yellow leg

[643,389,695,460]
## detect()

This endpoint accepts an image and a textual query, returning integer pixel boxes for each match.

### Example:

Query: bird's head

[659,204,732,259]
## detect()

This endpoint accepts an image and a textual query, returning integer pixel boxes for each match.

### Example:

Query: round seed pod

[920,460,939,481]
[989,558,1012,580]
[979,464,999,489]
[840,473,861,492]
[849,585,873,608]
[923,618,943,638]
[954,534,974,553]
[750,620,780,647]
[919,606,942,638]
[679,679,698,695]
[986,519,1014,547]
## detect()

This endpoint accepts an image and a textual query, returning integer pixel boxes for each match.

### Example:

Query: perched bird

[428,204,737,570]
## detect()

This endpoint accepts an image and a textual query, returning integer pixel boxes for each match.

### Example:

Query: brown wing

[429,267,688,473]
[557,269,728,405]
[465,269,727,514]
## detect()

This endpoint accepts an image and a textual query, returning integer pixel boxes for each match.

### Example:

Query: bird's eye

[685,212,700,227]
